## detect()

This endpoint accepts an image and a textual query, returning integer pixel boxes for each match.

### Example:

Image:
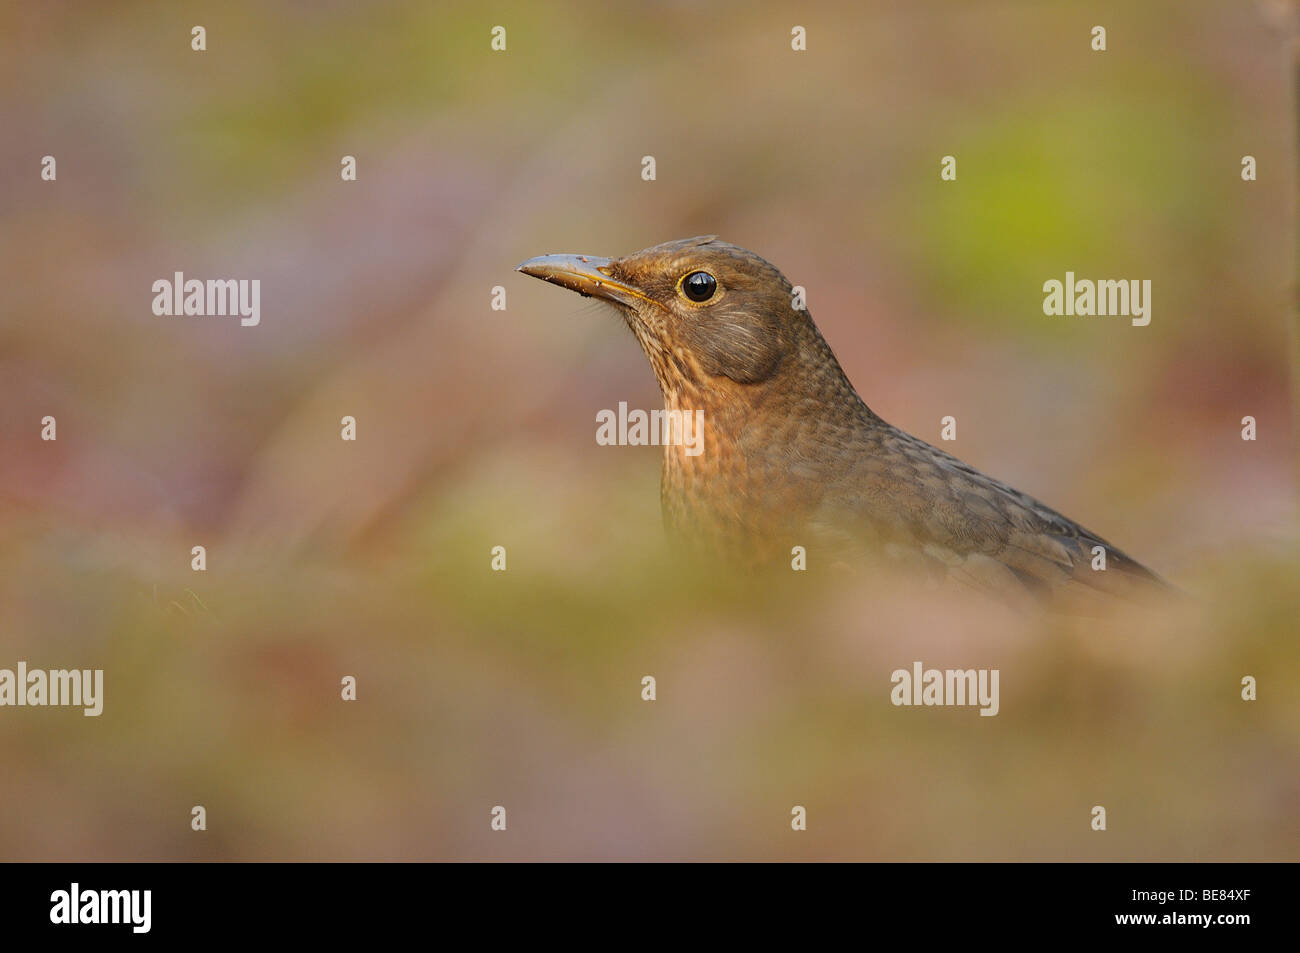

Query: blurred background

[0,0,1297,860]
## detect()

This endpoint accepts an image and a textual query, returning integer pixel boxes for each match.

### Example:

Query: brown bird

[518,236,1167,601]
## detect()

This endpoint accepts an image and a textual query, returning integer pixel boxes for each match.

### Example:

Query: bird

[517,236,1169,602]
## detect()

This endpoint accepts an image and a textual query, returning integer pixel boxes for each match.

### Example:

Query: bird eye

[680,271,717,303]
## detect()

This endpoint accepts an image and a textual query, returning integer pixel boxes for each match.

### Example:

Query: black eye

[681,271,717,302]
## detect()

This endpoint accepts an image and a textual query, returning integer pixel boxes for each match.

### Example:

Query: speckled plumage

[519,237,1167,601]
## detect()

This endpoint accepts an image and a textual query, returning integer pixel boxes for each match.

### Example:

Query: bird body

[519,237,1166,601]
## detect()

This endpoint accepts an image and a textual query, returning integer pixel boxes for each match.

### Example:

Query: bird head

[517,237,842,402]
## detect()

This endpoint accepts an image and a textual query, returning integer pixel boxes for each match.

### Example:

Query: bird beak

[516,253,652,308]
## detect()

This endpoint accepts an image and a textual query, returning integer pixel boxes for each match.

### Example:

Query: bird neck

[655,334,876,561]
